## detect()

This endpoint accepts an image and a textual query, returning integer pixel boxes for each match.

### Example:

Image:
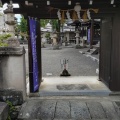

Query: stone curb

[0,102,9,120]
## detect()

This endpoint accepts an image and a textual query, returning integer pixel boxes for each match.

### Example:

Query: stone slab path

[18,97,120,120]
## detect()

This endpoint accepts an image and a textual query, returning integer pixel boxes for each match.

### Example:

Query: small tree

[40,19,49,28]
[17,16,28,39]
[40,19,59,32]
[19,16,27,33]
[45,33,51,43]
[51,19,59,32]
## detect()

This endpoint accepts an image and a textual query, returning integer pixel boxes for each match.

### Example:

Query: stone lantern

[51,33,57,45]
[3,3,20,47]
[67,20,81,48]
[4,3,17,37]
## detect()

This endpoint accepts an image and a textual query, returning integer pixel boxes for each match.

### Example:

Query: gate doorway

[2,0,120,94]
[40,40,110,96]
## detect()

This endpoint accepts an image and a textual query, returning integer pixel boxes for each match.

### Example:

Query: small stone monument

[51,32,59,49]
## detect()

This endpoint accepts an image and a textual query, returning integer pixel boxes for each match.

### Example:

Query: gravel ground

[42,47,98,77]
[22,44,99,77]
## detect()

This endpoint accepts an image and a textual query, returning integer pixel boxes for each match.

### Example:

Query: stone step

[17,118,120,120]
[18,99,120,120]
[39,90,111,97]
[0,102,9,120]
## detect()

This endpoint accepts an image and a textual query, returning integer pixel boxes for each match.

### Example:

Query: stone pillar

[0,47,26,100]
[75,31,79,44]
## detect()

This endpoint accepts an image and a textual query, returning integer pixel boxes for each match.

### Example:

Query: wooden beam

[13,8,115,19]
[2,0,120,5]
[13,8,119,14]
[24,13,115,19]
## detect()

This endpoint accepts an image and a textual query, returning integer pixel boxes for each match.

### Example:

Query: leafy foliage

[45,33,50,39]
[0,34,11,47]
[40,19,49,28]
[6,100,16,120]
[51,19,59,31]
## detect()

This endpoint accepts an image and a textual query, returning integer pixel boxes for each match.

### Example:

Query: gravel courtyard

[42,47,99,77]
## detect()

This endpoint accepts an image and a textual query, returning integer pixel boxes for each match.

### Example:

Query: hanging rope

[72,11,78,20]
[48,6,99,23]
[61,11,65,24]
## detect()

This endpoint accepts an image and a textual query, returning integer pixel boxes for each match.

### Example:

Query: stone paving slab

[36,100,56,119]
[70,100,91,120]
[18,100,56,119]
[18,100,42,119]
[101,101,120,119]
[113,101,120,118]
[86,102,107,119]
[54,119,72,120]
[55,100,70,119]
[17,118,120,120]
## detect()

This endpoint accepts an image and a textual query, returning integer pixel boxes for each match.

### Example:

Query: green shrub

[0,34,11,47]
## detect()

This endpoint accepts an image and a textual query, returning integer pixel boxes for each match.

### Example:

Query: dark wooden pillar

[27,16,34,92]
[99,20,102,81]
[36,19,42,85]
[58,20,61,43]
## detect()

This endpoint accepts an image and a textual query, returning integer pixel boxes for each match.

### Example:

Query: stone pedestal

[53,37,57,45]
[80,38,85,47]
[75,34,79,45]
[0,47,26,100]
